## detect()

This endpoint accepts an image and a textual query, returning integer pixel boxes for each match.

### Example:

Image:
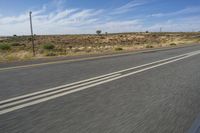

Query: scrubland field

[0,32,200,62]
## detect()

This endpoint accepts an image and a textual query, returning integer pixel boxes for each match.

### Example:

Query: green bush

[170,43,177,46]
[43,44,55,50]
[115,47,123,51]
[146,45,154,48]
[0,44,11,51]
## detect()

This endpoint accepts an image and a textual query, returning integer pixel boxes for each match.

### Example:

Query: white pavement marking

[0,45,188,72]
[0,52,187,105]
[0,74,121,109]
[0,50,200,115]
[0,73,121,105]
[0,50,151,72]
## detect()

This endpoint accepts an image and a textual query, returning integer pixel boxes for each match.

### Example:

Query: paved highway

[1,44,200,133]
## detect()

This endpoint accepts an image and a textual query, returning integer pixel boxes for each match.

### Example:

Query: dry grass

[0,32,200,62]
[0,51,33,62]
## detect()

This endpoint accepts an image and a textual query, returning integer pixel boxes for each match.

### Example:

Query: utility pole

[29,11,35,56]
[160,27,162,33]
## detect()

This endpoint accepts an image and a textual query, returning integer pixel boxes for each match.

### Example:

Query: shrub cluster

[43,44,55,50]
[0,44,11,51]
[115,47,123,51]
[170,43,177,46]
[146,45,154,48]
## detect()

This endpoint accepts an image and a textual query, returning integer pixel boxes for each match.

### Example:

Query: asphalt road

[1,44,200,133]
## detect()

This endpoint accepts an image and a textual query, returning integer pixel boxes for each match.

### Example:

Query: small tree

[96,30,102,35]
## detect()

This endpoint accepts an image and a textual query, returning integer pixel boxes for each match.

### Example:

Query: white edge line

[0,46,184,71]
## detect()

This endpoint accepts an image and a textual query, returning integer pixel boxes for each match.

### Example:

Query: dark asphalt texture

[1,44,200,133]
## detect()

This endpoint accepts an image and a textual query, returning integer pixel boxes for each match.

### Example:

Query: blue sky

[0,0,200,35]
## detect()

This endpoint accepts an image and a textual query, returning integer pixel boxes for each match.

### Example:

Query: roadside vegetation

[0,32,200,62]
[0,43,11,51]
